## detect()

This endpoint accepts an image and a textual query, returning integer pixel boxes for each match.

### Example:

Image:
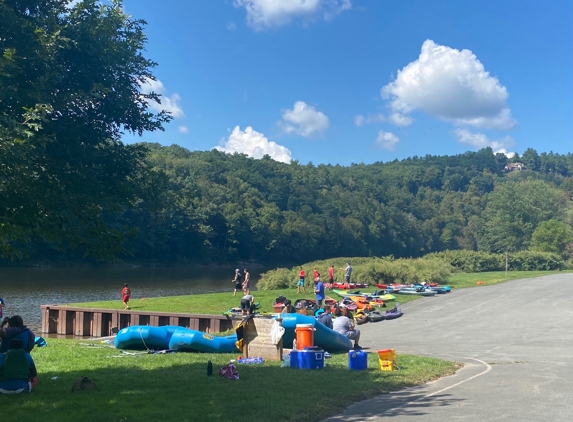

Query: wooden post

[505,252,508,276]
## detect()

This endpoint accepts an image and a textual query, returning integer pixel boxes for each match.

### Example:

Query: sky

[121,0,572,165]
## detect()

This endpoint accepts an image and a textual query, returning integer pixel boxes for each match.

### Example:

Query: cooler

[289,349,324,370]
[294,324,315,350]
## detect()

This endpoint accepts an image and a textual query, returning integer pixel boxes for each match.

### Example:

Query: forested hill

[110,144,571,265]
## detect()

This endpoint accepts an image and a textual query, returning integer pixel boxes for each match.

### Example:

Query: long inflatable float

[114,325,238,353]
[279,314,352,352]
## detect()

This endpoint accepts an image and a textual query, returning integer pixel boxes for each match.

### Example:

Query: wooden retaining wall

[40,305,241,337]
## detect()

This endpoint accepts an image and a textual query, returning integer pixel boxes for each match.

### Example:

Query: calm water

[0,266,269,333]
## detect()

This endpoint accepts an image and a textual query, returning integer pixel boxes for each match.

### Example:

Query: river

[0,266,270,333]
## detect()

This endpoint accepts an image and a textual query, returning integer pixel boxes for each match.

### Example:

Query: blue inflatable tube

[168,328,239,353]
[114,326,181,350]
[279,314,352,352]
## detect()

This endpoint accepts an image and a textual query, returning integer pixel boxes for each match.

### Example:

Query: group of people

[0,315,38,394]
[317,304,361,349]
[296,263,353,294]
[232,268,251,296]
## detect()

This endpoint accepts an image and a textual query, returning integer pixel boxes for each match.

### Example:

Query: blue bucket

[348,350,368,370]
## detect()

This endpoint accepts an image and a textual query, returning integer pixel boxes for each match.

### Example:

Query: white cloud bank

[381,40,515,131]
[279,101,330,137]
[216,126,292,163]
[139,78,185,118]
[234,0,351,31]
[374,131,399,151]
[454,129,515,155]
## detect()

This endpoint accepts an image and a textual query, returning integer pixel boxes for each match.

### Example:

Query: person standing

[297,266,306,294]
[121,283,131,310]
[342,263,352,284]
[317,306,333,329]
[242,269,251,295]
[314,277,325,308]
[313,267,320,282]
[240,294,254,316]
[327,264,335,289]
[232,269,242,296]
[0,297,4,319]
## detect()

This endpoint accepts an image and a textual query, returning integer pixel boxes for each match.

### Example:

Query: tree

[0,0,171,259]
[530,219,573,256]
[477,180,569,253]
[522,148,541,171]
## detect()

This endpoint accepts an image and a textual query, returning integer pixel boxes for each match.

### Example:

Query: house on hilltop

[504,162,527,172]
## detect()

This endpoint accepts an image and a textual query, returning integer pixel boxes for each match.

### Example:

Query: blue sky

[122,0,572,165]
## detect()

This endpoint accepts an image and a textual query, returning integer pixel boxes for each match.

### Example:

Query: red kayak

[332,282,369,290]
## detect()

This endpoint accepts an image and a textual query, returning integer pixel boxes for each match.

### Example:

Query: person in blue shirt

[314,277,325,308]
[317,305,333,329]
[0,316,35,354]
[0,338,38,394]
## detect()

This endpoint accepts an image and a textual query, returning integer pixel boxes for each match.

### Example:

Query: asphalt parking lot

[323,273,573,422]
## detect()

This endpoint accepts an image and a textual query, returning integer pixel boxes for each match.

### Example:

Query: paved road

[323,274,573,422]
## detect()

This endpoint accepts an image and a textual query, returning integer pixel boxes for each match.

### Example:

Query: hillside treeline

[4,142,573,265]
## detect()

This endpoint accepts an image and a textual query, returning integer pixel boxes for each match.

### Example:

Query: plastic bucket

[377,349,396,371]
[348,350,368,370]
[294,324,315,350]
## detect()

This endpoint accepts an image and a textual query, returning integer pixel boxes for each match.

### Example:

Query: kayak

[331,282,369,290]
[367,310,385,322]
[333,289,396,302]
[429,285,451,294]
[396,288,437,296]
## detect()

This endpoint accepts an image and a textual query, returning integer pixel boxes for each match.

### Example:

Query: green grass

[67,271,568,315]
[1,339,457,422]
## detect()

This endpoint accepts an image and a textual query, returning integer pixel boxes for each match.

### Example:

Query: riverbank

[2,338,458,422]
[65,270,566,315]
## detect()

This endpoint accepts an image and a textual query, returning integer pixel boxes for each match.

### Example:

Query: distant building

[504,162,527,172]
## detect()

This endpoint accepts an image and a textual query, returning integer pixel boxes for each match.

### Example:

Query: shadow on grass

[0,345,460,422]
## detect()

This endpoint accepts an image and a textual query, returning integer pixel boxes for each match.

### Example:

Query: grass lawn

[66,270,568,315]
[0,339,458,422]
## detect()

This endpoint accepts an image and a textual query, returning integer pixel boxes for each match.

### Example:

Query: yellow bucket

[379,359,393,371]
[377,349,397,371]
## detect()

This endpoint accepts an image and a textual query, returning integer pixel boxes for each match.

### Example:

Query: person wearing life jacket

[0,315,35,354]
[0,338,38,394]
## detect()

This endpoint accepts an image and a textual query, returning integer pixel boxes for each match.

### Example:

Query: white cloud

[139,78,185,118]
[216,126,292,163]
[178,125,189,134]
[234,0,351,31]
[354,112,412,127]
[382,40,516,130]
[454,129,515,153]
[279,101,330,137]
[227,21,237,31]
[374,131,399,151]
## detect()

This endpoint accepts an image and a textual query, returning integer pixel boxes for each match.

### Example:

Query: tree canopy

[0,0,170,259]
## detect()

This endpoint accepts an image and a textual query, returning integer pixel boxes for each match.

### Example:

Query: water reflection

[0,266,269,332]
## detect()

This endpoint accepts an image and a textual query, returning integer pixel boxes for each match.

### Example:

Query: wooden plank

[75,312,84,336]
[57,310,66,335]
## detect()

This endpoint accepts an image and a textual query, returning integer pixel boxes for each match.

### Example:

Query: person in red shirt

[327,264,335,289]
[121,283,131,310]
[313,267,320,282]
[297,267,306,294]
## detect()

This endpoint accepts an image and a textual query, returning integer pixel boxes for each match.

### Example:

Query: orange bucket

[295,324,315,350]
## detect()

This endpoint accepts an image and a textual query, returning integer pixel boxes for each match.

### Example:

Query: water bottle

[207,360,213,376]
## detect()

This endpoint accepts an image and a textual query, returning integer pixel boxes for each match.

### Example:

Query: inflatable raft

[114,325,239,353]
[279,314,352,352]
